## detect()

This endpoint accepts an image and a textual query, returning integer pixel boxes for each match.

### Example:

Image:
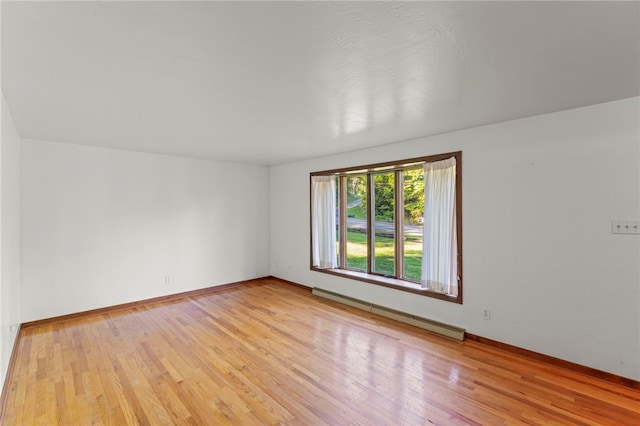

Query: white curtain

[311,176,338,269]
[422,157,458,295]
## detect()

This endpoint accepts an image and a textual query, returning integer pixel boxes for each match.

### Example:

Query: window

[310,151,462,303]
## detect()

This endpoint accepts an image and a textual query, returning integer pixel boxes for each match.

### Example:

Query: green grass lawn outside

[346,204,423,226]
[346,203,366,219]
[344,231,422,281]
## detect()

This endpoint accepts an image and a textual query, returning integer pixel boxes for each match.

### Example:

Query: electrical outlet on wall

[482,309,491,320]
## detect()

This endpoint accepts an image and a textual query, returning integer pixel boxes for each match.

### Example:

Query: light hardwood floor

[2,278,639,425]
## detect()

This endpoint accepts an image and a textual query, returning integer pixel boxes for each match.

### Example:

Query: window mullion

[339,176,347,269]
[366,173,373,274]
[395,170,403,279]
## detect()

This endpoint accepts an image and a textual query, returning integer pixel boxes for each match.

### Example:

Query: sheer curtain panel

[422,157,458,295]
[311,176,337,269]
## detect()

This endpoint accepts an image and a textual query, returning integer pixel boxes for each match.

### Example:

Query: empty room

[1,1,639,425]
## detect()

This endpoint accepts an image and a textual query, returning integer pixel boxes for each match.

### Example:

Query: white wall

[270,97,640,380]
[1,93,21,387]
[21,140,270,321]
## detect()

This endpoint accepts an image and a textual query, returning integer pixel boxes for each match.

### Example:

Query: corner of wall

[1,91,22,387]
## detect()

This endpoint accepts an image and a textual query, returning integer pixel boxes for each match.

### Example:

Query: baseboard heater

[312,287,465,341]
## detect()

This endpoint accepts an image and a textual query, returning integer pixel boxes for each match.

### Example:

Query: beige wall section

[1,93,22,387]
[270,97,640,380]
[20,140,270,322]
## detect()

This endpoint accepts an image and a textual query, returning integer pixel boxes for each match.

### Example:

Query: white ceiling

[2,1,639,166]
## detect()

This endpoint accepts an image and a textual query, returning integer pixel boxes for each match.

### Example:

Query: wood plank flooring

[2,278,639,425]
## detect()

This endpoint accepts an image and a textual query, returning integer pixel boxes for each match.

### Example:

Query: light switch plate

[612,220,640,234]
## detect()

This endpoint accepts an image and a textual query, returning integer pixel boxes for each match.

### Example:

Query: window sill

[311,267,461,304]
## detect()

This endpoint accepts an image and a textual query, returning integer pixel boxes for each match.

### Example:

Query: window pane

[372,172,395,276]
[346,175,367,271]
[403,168,424,281]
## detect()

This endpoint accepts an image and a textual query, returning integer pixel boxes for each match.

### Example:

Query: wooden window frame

[310,151,463,304]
